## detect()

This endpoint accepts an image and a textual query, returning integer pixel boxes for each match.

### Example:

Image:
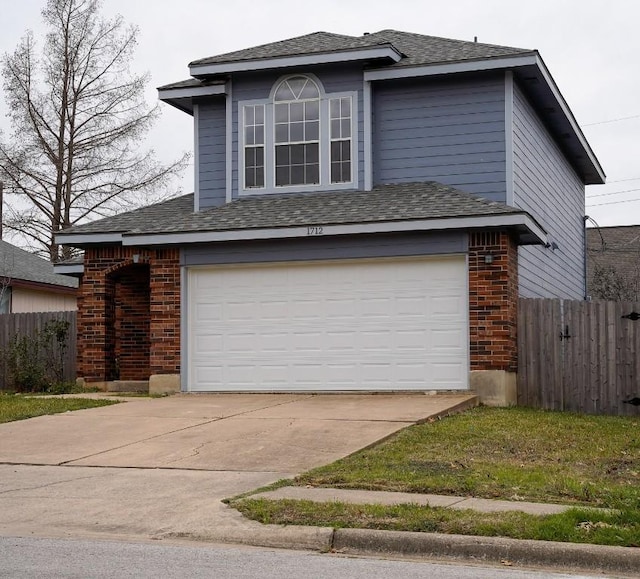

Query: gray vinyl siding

[198,98,226,209]
[512,82,585,299]
[181,231,467,267]
[373,76,507,202]
[231,66,364,199]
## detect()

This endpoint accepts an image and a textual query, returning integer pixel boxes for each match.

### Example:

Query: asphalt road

[0,536,614,579]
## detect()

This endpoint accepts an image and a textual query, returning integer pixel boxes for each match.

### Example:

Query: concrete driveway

[0,393,476,543]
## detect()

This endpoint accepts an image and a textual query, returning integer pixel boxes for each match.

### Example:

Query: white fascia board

[189,46,402,76]
[55,232,123,245]
[123,213,547,246]
[158,83,226,101]
[363,54,539,81]
[53,264,85,275]
[534,54,606,184]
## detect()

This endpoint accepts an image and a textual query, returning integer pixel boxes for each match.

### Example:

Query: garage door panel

[188,257,468,391]
[431,328,466,350]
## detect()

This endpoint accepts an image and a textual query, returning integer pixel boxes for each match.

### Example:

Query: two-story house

[57,30,604,404]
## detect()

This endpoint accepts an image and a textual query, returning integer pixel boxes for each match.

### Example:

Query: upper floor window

[274,76,320,187]
[241,74,356,193]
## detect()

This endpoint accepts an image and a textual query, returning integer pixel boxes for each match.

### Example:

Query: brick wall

[114,265,150,380]
[468,231,518,372]
[149,249,181,375]
[78,247,180,382]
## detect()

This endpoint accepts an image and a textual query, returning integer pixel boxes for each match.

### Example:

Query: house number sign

[306,226,324,236]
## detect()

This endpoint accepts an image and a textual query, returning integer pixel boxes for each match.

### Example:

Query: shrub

[3,318,72,392]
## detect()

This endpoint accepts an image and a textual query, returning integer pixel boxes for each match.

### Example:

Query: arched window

[273,76,321,186]
[241,74,355,192]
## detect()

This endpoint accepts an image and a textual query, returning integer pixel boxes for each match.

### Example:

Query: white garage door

[186,256,468,392]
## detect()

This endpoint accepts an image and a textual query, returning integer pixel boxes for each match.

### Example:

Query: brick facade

[77,233,517,386]
[468,231,519,373]
[78,246,180,382]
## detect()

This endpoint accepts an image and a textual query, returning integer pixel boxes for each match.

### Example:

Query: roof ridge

[189,31,360,66]
[367,29,531,52]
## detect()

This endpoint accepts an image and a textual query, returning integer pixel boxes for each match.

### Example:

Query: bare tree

[0,0,188,261]
[590,263,637,301]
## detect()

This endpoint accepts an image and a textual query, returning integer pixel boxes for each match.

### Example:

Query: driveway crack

[55,397,313,466]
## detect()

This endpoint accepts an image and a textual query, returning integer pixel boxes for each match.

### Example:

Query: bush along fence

[518,298,640,416]
[0,311,77,392]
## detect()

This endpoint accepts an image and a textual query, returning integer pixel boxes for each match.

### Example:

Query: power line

[607,176,640,184]
[583,113,640,127]
[586,197,640,207]
[586,187,640,199]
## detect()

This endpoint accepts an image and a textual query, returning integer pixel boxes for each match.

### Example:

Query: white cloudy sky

[1,0,638,227]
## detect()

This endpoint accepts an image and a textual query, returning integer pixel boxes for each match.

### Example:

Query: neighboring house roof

[0,240,78,289]
[57,182,545,246]
[188,30,531,69]
[587,225,640,300]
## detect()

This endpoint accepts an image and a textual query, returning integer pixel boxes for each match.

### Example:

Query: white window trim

[241,103,266,190]
[238,79,358,196]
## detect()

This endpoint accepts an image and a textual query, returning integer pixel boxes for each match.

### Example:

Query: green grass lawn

[231,407,640,547]
[295,406,640,508]
[0,394,118,423]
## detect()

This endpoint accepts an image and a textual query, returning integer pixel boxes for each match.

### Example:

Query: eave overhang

[53,263,85,278]
[9,278,77,295]
[158,81,227,115]
[188,44,403,77]
[364,53,605,185]
[55,213,547,249]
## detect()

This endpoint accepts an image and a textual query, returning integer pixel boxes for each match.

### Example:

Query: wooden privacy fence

[518,298,640,415]
[0,311,77,389]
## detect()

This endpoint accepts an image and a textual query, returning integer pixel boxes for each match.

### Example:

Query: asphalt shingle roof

[60,182,524,240]
[189,29,532,70]
[0,240,78,289]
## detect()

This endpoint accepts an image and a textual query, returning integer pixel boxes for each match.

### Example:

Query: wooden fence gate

[518,298,640,415]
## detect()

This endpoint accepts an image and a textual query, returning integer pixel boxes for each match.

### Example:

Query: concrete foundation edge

[332,528,640,574]
[149,374,181,395]
[469,370,517,407]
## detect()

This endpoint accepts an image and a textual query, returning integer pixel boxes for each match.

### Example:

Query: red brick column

[77,246,181,383]
[468,231,518,372]
[149,249,181,376]
[78,247,120,381]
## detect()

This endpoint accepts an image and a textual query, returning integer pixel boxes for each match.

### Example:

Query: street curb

[332,528,640,574]
[167,521,640,575]
[160,524,334,552]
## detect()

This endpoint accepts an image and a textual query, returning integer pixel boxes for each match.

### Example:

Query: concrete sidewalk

[252,486,572,516]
